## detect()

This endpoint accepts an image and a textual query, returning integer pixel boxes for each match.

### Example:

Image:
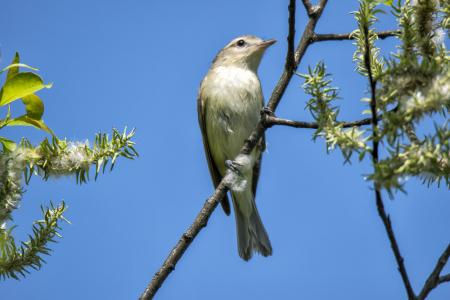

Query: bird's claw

[225,160,243,175]
[261,107,274,117]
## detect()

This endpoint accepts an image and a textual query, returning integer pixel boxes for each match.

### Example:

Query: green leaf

[6,52,20,81]
[0,136,16,152]
[6,115,54,136]
[0,72,52,106]
[22,94,44,120]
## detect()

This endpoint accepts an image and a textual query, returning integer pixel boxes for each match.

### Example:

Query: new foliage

[0,53,138,279]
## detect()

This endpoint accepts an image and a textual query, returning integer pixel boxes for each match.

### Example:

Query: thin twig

[139,1,330,299]
[418,243,450,300]
[375,195,417,300]
[268,0,329,113]
[404,123,421,145]
[266,116,321,129]
[286,0,296,72]
[363,22,416,300]
[266,104,399,129]
[311,30,399,42]
[439,274,450,284]
[301,0,314,16]
[266,114,383,129]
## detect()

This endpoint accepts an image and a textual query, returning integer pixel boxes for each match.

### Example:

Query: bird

[197,35,275,260]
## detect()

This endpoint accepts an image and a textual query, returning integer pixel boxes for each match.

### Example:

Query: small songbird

[197,35,275,260]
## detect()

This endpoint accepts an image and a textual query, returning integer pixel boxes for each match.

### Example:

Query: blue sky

[1,1,449,299]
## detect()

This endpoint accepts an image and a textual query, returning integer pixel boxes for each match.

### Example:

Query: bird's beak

[258,39,277,48]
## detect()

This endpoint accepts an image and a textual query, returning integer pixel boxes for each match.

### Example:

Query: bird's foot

[224,159,248,192]
[261,107,274,117]
[225,159,243,176]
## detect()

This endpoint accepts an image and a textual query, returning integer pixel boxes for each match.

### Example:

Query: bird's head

[213,35,276,72]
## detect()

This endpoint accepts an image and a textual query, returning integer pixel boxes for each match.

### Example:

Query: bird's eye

[236,39,246,47]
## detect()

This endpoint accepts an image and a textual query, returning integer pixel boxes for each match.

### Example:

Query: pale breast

[201,66,263,175]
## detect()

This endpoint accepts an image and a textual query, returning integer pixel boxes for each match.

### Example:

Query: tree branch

[311,30,399,42]
[266,115,375,129]
[439,274,450,284]
[139,182,229,299]
[301,0,314,16]
[286,0,296,71]
[375,196,417,300]
[139,1,330,299]
[418,243,450,300]
[265,103,402,129]
[404,123,421,145]
[268,0,328,113]
[363,21,416,300]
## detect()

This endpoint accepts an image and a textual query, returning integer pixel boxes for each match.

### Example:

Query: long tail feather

[232,190,272,261]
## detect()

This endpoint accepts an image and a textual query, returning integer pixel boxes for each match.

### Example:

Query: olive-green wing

[252,134,265,197]
[197,87,231,215]
[252,91,266,197]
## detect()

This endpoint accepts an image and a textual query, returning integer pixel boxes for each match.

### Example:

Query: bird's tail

[232,189,272,261]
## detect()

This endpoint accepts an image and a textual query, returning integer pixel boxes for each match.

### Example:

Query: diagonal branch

[138,181,229,299]
[311,30,399,42]
[268,0,329,113]
[404,123,420,145]
[301,0,314,16]
[418,243,450,300]
[138,1,330,299]
[362,21,416,300]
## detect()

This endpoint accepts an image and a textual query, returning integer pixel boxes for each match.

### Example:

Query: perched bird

[197,35,275,260]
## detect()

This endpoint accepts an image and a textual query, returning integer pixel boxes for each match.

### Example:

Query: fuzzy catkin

[0,148,29,225]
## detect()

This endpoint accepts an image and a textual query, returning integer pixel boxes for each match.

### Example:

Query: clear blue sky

[1,1,449,299]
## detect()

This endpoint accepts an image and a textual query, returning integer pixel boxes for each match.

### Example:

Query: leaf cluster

[0,53,54,152]
[301,0,449,192]
[0,53,138,280]
[300,62,370,162]
[0,202,68,279]
[351,0,385,78]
